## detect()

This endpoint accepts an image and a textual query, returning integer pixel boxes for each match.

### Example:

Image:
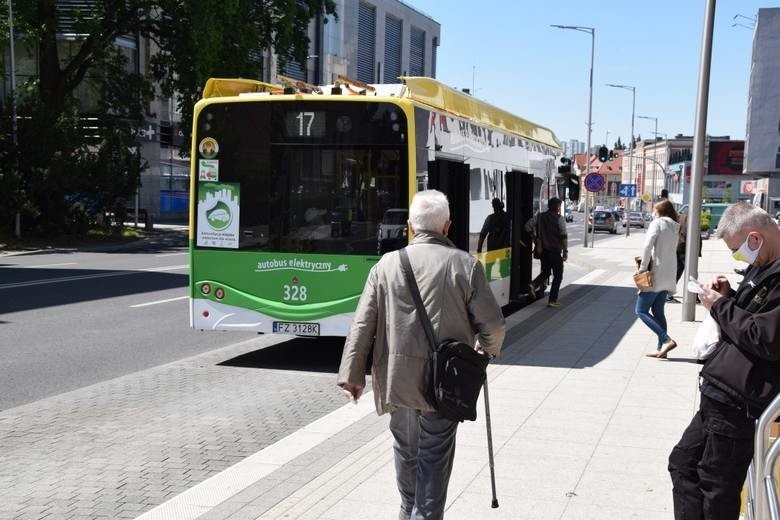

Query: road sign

[619,183,637,197]
[584,173,605,193]
[642,193,651,202]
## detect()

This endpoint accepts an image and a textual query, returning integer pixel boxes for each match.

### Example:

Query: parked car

[624,211,646,228]
[588,210,619,234]
[377,208,408,253]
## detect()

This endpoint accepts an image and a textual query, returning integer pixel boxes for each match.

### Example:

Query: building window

[776,146,780,169]
[431,37,438,78]
[278,55,306,82]
[409,27,425,76]
[384,15,402,83]
[357,2,376,83]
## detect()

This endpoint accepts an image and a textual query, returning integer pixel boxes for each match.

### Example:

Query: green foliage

[721,187,734,203]
[700,211,711,231]
[150,0,337,156]
[0,0,335,236]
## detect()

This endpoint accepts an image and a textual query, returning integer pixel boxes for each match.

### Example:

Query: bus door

[427,159,470,251]
[507,171,534,301]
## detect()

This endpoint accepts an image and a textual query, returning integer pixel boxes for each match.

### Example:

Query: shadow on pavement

[0,268,187,314]
[494,284,642,370]
[218,336,349,373]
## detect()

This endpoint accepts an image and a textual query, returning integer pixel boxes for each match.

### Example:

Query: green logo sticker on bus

[197,182,240,249]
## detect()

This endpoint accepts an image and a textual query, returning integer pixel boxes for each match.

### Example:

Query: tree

[0,0,336,235]
[614,136,624,150]
[1,1,158,234]
[150,0,337,156]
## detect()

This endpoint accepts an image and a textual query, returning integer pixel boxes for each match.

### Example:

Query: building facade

[744,7,780,214]
[4,0,440,223]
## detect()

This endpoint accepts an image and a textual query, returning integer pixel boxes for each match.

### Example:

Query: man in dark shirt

[477,198,511,280]
[668,202,780,520]
[524,197,568,307]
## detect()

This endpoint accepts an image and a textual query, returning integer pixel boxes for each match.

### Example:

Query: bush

[700,212,711,231]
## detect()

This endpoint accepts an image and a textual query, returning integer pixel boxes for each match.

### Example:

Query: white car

[377,208,408,254]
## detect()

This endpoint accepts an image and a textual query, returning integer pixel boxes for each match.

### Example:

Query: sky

[407,0,779,150]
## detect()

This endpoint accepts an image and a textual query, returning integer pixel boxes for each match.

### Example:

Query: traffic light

[557,157,572,174]
[598,146,609,162]
[609,149,620,161]
[568,177,580,201]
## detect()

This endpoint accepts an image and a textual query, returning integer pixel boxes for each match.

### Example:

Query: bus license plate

[273,321,320,336]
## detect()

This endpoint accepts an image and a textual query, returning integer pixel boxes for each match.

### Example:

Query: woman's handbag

[399,248,489,422]
[633,270,654,290]
[633,256,654,290]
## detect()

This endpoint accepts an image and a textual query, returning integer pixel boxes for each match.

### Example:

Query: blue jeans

[635,290,671,348]
[390,407,458,520]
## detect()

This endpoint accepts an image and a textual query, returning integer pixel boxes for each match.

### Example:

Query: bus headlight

[215,288,225,300]
[201,283,211,295]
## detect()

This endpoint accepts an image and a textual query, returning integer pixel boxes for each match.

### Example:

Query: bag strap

[399,247,438,352]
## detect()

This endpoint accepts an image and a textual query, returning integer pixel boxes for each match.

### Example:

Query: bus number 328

[283,284,308,301]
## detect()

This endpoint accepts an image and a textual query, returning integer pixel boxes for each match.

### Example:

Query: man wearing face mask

[668,201,780,520]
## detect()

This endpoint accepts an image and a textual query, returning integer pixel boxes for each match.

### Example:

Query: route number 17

[295,112,315,136]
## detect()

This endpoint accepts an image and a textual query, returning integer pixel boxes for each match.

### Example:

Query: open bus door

[427,159,470,251]
[507,171,534,301]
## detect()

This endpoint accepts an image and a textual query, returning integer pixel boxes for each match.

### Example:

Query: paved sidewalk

[138,232,740,520]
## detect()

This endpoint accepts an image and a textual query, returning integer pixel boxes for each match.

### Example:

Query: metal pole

[652,118,658,201]
[585,29,594,248]
[683,0,716,322]
[551,25,595,248]
[626,88,635,237]
[483,379,498,508]
[8,0,19,238]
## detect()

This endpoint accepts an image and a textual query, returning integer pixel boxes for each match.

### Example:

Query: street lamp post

[637,115,659,201]
[606,83,636,237]
[551,24,595,248]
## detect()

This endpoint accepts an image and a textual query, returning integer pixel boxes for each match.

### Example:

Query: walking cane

[483,378,499,508]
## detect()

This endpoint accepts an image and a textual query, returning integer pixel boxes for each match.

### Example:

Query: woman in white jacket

[637,200,681,358]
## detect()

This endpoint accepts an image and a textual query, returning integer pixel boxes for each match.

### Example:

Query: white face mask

[732,233,763,264]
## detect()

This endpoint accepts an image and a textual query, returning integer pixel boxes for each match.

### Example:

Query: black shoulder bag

[398,247,489,422]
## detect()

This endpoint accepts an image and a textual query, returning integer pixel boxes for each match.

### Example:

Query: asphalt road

[0,229,262,411]
[565,211,648,249]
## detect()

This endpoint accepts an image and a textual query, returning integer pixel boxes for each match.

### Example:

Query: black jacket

[701,259,780,411]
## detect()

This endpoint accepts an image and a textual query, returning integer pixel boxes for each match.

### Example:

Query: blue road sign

[619,183,637,197]
[584,173,606,193]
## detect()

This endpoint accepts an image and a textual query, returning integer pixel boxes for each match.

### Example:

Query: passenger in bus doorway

[337,190,506,520]
[477,198,511,280]
[525,197,568,307]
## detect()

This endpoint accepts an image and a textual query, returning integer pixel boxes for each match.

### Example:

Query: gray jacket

[337,231,506,415]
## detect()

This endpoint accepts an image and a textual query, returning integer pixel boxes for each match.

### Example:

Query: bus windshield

[194,100,408,255]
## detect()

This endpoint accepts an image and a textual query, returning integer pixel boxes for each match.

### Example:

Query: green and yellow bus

[189,76,563,336]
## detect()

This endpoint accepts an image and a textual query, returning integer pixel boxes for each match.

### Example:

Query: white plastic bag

[692,314,720,360]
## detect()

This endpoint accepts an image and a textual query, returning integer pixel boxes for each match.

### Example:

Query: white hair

[409,190,450,233]
[716,201,775,238]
